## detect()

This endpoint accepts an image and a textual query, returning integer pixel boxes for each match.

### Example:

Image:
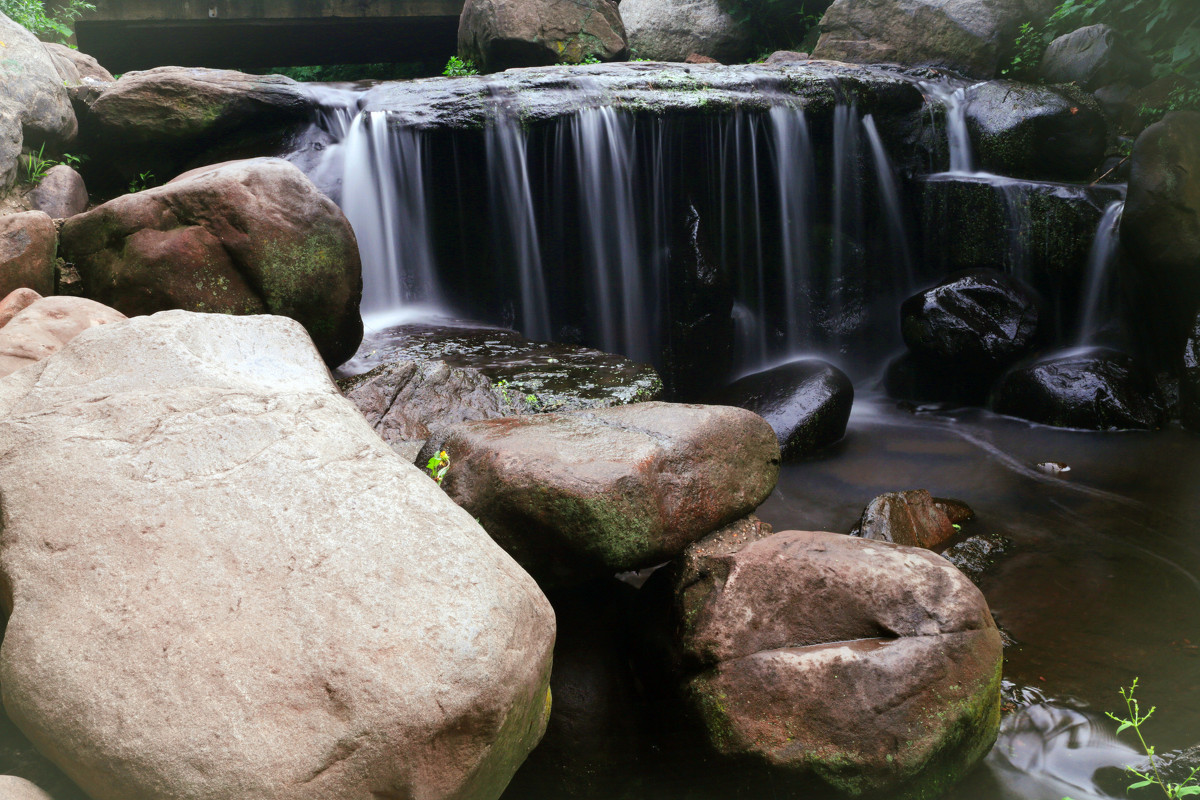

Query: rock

[936,496,975,525]
[342,322,663,412]
[0,295,126,378]
[992,348,1168,430]
[1183,311,1200,432]
[0,311,555,800]
[706,359,853,459]
[339,358,507,459]
[901,269,1042,368]
[942,532,1010,584]
[430,401,780,587]
[0,288,42,328]
[813,0,1046,79]
[849,489,959,549]
[964,80,1108,180]
[0,212,57,298]
[59,158,363,366]
[0,776,54,800]
[1121,111,1200,366]
[41,43,115,85]
[685,53,721,64]
[676,530,1003,796]
[764,50,810,64]
[622,0,753,63]
[1039,24,1152,91]
[458,0,627,73]
[27,165,88,220]
[0,14,77,190]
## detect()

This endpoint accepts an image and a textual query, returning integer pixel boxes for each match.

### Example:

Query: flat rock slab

[0,311,554,800]
[433,401,780,587]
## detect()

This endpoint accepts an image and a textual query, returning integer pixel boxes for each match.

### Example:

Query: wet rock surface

[675,530,1004,796]
[992,348,1168,430]
[707,359,853,459]
[849,488,961,550]
[431,401,780,587]
[458,0,627,72]
[964,80,1108,180]
[341,322,663,412]
[0,311,555,800]
[59,157,363,366]
[0,212,57,298]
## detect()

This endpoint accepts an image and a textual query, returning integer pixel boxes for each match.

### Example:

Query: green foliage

[128,170,155,194]
[425,450,450,485]
[443,56,478,77]
[0,0,95,44]
[1140,83,1200,124]
[719,0,822,58]
[580,54,602,65]
[22,145,85,185]
[264,62,435,82]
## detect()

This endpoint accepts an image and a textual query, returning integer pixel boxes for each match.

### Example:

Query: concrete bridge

[75,0,464,73]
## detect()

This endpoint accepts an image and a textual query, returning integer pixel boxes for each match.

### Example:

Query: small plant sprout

[443,55,478,76]
[425,450,450,485]
[128,170,156,194]
[494,379,512,404]
[23,143,51,184]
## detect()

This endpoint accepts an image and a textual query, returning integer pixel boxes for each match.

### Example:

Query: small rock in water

[1036,461,1071,474]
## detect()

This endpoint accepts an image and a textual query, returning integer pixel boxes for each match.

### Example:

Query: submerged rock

[0,311,555,800]
[458,0,627,72]
[707,359,853,458]
[622,0,754,63]
[0,294,126,378]
[849,489,961,550]
[59,158,363,366]
[992,348,1168,430]
[0,211,57,298]
[431,401,780,587]
[964,80,1108,180]
[675,530,1003,797]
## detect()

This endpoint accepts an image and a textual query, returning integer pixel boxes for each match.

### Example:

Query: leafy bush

[443,56,478,77]
[0,0,95,44]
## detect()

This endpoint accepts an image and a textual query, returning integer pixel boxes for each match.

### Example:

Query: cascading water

[920,80,975,175]
[769,106,815,354]
[1076,200,1125,346]
[863,113,913,290]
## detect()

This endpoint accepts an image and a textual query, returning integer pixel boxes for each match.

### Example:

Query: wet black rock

[992,348,1168,430]
[1183,311,1200,433]
[942,532,1011,585]
[964,80,1108,180]
[901,269,1042,368]
[1039,24,1152,91]
[707,359,853,458]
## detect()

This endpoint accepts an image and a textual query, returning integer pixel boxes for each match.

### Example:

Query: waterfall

[920,80,974,175]
[1076,200,1125,346]
[770,106,815,354]
[863,113,913,291]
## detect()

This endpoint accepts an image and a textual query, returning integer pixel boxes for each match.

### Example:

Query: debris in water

[1035,461,1071,474]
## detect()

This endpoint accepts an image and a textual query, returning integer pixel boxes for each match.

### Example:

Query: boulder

[458,0,627,73]
[0,211,57,298]
[0,287,42,328]
[621,0,754,63]
[849,489,959,550]
[59,158,363,366]
[1183,310,1200,432]
[676,530,1003,796]
[812,0,1046,79]
[41,43,115,84]
[430,402,780,587]
[901,269,1041,368]
[706,359,853,459]
[1039,24,1152,91]
[0,14,77,190]
[0,311,555,800]
[28,165,88,220]
[764,50,810,64]
[1121,111,1200,366]
[992,348,1168,430]
[0,295,126,378]
[964,80,1107,180]
[0,776,54,800]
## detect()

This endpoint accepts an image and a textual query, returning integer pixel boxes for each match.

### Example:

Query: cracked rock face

[675,530,1003,797]
[0,311,555,800]
[432,401,781,588]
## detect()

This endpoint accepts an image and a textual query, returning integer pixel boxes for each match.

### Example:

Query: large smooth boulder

[992,348,1168,430]
[901,269,1041,368]
[0,294,126,377]
[60,158,363,366]
[41,42,115,85]
[0,14,77,190]
[0,311,555,800]
[0,212,56,298]
[28,165,88,220]
[1039,24,1152,91]
[1121,111,1200,365]
[0,776,54,800]
[849,489,961,550]
[1182,311,1200,432]
[431,402,780,587]
[676,530,1003,796]
[706,359,853,459]
[621,0,754,63]
[812,0,1046,79]
[964,80,1107,180]
[458,0,627,73]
